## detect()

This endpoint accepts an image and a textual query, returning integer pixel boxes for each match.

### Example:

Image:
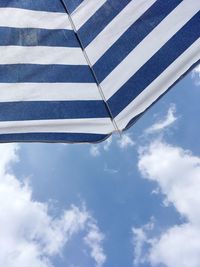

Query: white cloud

[0,144,106,267]
[103,136,112,151]
[104,164,118,174]
[90,145,100,157]
[134,140,200,267]
[132,227,147,266]
[132,219,154,266]
[117,134,135,149]
[84,221,106,267]
[138,141,200,223]
[192,65,200,86]
[149,223,200,267]
[145,104,177,134]
[89,137,112,157]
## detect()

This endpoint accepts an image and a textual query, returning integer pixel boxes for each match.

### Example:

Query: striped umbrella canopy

[0,0,199,143]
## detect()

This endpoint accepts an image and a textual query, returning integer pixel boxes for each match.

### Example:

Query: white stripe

[0,83,101,101]
[0,118,114,135]
[101,1,200,99]
[0,46,87,65]
[72,0,107,30]
[116,38,200,130]
[0,7,71,30]
[86,0,156,65]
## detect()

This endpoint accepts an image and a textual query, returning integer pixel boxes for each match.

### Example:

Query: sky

[0,65,200,267]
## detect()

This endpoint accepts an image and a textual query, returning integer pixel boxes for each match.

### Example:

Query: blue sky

[1,66,200,267]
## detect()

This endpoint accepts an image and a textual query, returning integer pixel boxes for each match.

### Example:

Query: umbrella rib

[60,0,121,135]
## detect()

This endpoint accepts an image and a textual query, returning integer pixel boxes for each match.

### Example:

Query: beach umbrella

[0,0,199,143]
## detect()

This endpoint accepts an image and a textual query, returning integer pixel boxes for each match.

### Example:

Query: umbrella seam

[59,0,121,135]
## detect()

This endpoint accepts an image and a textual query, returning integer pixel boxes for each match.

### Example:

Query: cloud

[104,164,118,174]
[84,221,106,267]
[117,134,135,149]
[132,219,154,266]
[103,136,112,151]
[138,141,200,222]
[0,144,106,267]
[149,223,200,267]
[145,104,177,134]
[134,140,200,267]
[192,65,200,86]
[90,145,101,157]
[89,137,112,157]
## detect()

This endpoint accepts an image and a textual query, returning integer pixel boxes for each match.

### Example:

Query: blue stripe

[62,0,84,13]
[0,101,109,121]
[0,132,109,143]
[93,0,183,82]
[124,59,200,131]
[77,0,130,47]
[0,64,95,83]
[0,0,65,12]
[108,12,200,117]
[0,27,79,47]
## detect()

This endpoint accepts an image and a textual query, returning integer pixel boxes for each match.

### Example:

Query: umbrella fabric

[0,0,199,143]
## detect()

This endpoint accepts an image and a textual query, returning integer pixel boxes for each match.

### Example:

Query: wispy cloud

[135,140,200,267]
[90,134,134,155]
[89,136,113,157]
[117,134,135,149]
[0,144,106,267]
[84,221,106,267]
[132,218,155,266]
[90,145,101,157]
[145,104,177,134]
[192,65,200,86]
[103,136,112,151]
[104,164,119,174]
